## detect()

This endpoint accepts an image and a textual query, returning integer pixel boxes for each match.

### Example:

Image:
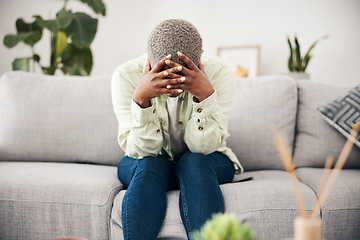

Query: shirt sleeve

[111,67,164,159]
[184,61,234,155]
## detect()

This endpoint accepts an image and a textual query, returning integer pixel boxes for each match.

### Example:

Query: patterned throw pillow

[318,85,360,148]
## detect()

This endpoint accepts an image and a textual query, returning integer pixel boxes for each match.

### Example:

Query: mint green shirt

[111,54,243,174]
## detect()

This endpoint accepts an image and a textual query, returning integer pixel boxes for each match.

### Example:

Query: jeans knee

[176,152,212,179]
[178,151,201,167]
[133,155,172,183]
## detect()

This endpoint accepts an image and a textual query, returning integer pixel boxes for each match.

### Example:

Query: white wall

[1,0,359,87]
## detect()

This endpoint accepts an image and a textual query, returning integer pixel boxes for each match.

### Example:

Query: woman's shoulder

[112,55,147,85]
[201,54,232,81]
[201,54,228,69]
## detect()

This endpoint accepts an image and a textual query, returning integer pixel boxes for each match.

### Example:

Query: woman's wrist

[196,87,215,102]
[133,90,151,108]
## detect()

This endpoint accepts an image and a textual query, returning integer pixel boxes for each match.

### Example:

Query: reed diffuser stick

[272,127,308,218]
[310,156,334,218]
[312,127,359,218]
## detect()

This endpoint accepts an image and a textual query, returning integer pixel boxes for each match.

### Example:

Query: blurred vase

[294,217,322,240]
[283,72,310,81]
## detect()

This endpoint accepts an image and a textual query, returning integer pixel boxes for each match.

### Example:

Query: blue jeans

[117,151,235,240]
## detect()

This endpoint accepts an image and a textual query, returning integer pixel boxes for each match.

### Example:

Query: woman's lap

[117,151,235,239]
[117,151,234,189]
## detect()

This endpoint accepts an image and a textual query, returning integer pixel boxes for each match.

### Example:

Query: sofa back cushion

[0,71,124,165]
[227,76,297,171]
[293,81,360,168]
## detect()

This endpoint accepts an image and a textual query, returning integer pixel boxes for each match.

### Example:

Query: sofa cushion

[318,84,360,148]
[293,81,360,168]
[0,161,122,240]
[227,76,297,171]
[110,170,317,240]
[296,168,360,240]
[0,71,124,165]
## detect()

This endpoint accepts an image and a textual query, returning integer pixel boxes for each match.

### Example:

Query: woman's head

[147,19,203,68]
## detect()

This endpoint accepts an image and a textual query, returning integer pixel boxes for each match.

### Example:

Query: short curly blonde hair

[147,19,203,67]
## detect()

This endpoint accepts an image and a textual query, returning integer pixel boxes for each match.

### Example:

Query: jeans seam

[123,190,130,239]
[179,176,192,238]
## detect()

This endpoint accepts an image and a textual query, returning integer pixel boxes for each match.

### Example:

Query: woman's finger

[143,58,151,74]
[167,88,183,97]
[177,52,197,70]
[198,61,206,74]
[163,65,183,76]
[158,86,183,96]
[163,71,183,79]
[166,77,186,85]
[152,54,172,72]
[165,59,190,75]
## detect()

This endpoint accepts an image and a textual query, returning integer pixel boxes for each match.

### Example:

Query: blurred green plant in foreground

[193,213,253,240]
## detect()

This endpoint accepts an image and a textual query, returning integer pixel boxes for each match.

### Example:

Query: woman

[111,19,243,240]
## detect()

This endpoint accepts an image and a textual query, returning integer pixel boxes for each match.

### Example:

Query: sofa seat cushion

[294,80,360,168]
[110,170,316,240]
[0,161,122,240]
[296,168,360,240]
[0,71,124,165]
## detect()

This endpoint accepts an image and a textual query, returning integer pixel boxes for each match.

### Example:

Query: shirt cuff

[131,99,158,124]
[192,90,219,118]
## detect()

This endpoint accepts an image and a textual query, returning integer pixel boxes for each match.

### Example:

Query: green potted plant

[193,213,253,240]
[286,34,329,80]
[3,0,106,76]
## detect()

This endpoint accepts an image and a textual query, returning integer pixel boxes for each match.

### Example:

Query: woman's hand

[133,55,186,108]
[164,52,215,102]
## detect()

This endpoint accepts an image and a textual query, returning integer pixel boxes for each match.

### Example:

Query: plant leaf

[32,54,40,62]
[56,8,73,29]
[3,32,34,48]
[294,36,303,72]
[79,0,106,16]
[292,50,299,71]
[34,9,72,33]
[15,18,42,46]
[287,37,294,72]
[34,16,60,33]
[192,213,253,240]
[3,34,22,48]
[55,31,68,62]
[303,55,311,71]
[41,66,57,75]
[303,34,330,69]
[12,58,31,71]
[60,43,93,75]
[65,12,98,48]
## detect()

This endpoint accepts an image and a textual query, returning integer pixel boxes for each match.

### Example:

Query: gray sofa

[0,71,359,240]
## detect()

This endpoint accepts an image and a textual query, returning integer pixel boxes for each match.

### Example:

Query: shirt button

[197,108,202,113]
[197,119,200,123]
[156,129,160,133]
[198,126,203,131]
[179,97,184,101]
[178,121,183,125]
[153,109,156,113]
